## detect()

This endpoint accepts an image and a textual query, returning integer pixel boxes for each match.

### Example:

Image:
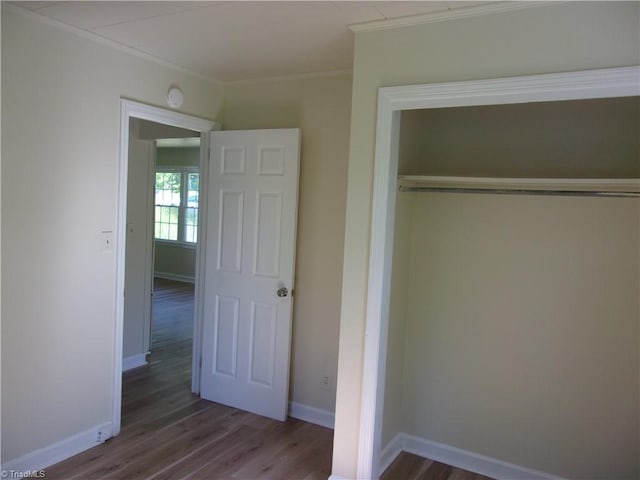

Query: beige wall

[1,7,222,463]
[1,7,350,465]
[334,2,640,477]
[396,193,639,479]
[221,73,352,413]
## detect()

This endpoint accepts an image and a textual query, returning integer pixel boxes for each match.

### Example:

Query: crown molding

[3,3,223,87]
[349,1,554,33]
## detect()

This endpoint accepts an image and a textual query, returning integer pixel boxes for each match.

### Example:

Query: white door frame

[358,65,640,479]
[114,99,218,436]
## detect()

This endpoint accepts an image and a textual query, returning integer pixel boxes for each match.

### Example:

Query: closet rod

[398,186,640,198]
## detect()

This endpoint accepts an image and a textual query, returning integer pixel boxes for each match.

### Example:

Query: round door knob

[276,287,289,297]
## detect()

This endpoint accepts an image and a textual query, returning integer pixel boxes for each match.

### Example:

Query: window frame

[154,166,200,247]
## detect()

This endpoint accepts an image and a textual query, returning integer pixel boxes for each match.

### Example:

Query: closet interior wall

[382,99,640,479]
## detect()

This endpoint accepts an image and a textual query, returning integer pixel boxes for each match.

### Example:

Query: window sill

[154,239,197,250]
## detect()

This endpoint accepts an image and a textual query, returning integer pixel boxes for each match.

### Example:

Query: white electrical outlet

[94,424,113,444]
[320,375,330,391]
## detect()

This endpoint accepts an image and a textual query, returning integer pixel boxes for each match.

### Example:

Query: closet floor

[382,452,495,480]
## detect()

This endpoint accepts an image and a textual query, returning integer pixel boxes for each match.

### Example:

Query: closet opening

[359,66,640,480]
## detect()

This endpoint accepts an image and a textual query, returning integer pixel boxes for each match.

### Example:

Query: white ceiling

[10,1,492,82]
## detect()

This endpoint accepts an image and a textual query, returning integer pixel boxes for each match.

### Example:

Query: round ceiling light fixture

[166,87,184,109]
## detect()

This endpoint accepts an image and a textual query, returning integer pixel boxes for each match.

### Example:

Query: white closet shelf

[398,175,640,197]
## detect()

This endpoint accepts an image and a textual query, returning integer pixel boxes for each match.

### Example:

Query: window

[154,169,199,243]
[184,172,199,243]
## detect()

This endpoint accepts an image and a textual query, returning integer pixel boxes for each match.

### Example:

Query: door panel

[218,191,244,273]
[254,192,282,277]
[214,294,239,377]
[201,129,300,421]
[249,301,277,386]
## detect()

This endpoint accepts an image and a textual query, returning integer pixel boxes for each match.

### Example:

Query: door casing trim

[357,65,640,479]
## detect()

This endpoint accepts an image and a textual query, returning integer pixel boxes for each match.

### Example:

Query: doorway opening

[122,119,203,428]
[116,101,302,438]
[114,100,217,436]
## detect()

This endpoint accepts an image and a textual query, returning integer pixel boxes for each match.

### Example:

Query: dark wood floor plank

[382,452,495,480]
[419,461,454,480]
[150,410,260,478]
[147,424,258,480]
[77,407,238,479]
[231,421,331,480]
[266,427,334,480]
[382,451,432,480]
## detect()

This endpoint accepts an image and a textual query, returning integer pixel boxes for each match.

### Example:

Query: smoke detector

[166,87,184,109]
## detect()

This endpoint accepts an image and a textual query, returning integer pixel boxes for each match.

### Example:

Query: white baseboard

[122,353,148,372]
[380,433,403,475]
[2,422,113,474]
[288,401,335,429]
[401,434,566,480]
[154,272,195,284]
[328,475,349,480]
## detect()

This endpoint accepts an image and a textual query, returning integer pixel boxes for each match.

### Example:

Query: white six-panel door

[200,129,300,421]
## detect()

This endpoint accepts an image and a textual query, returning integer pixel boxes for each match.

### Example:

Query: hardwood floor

[381,452,495,480]
[43,278,333,480]
[42,278,492,480]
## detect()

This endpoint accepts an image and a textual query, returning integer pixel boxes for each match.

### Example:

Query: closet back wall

[399,97,640,178]
[386,192,639,479]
